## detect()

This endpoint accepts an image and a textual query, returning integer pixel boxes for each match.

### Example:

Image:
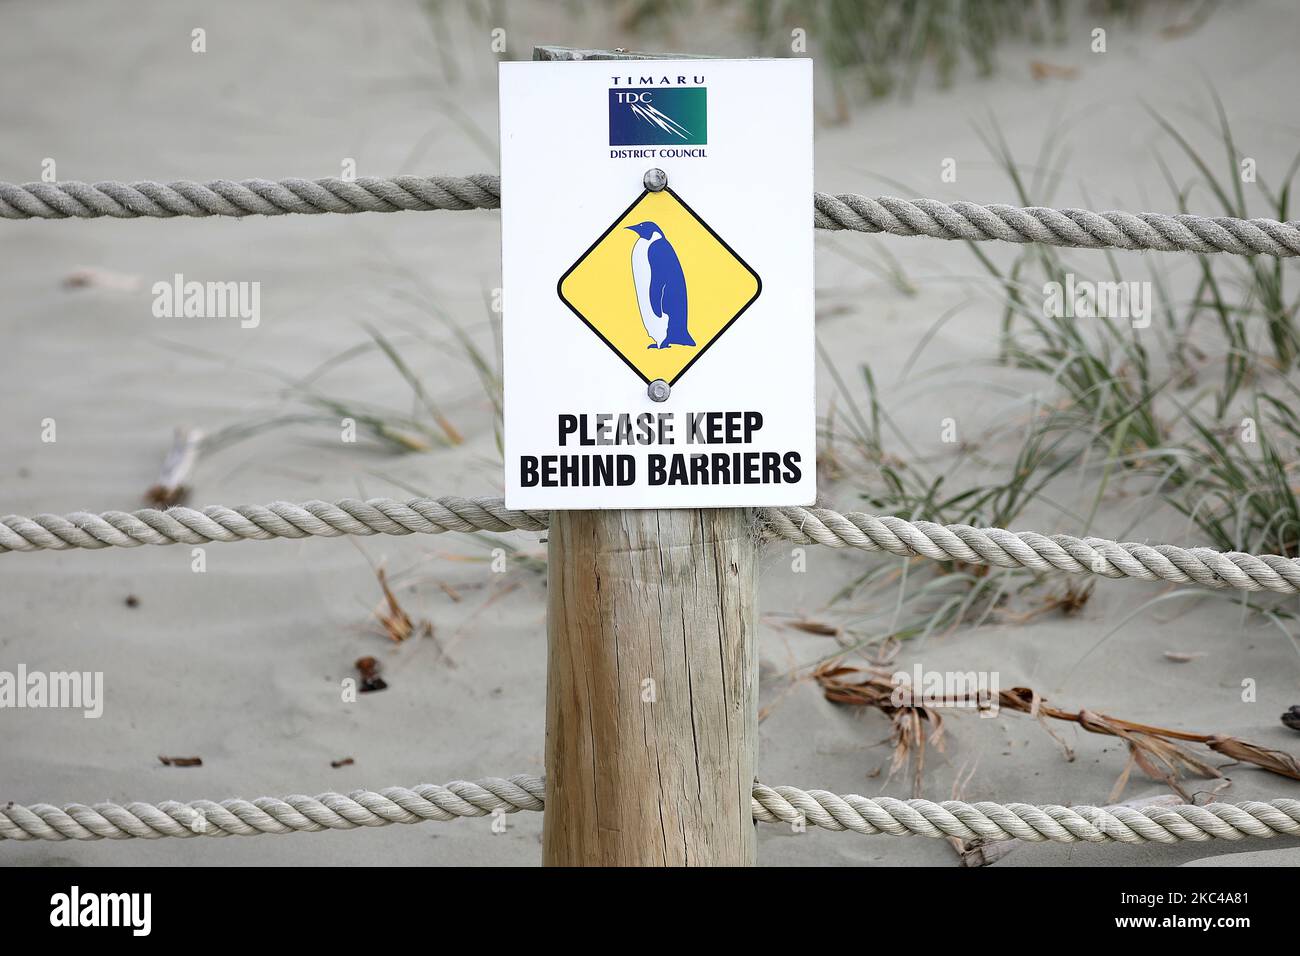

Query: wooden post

[544,509,757,866]
[535,46,759,867]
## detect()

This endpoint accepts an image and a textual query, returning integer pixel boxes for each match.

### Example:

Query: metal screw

[648,379,671,402]
[643,168,668,192]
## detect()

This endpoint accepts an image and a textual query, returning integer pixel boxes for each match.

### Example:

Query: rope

[0,777,545,841]
[4,173,1297,257]
[814,193,1300,258]
[7,495,1300,596]
[0,496,547,552]
[750,786,1300,844]
[4,776,1298,844]
[760,506,1300,594]
[0,175,500,220]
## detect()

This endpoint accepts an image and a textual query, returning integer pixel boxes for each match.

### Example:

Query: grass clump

[814,104,1300,661]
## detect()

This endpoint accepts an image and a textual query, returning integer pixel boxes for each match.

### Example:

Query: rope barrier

[5,167,1297,859]
[761,506,1300,594]
[0,777,544,841]
[0,175,500,219]
[0,497,546,552]
[750,786,1300,844]
[4,173,1298,257]
[7,496,1300,595]
[813,193,1300,258]
[4,776,1297,844]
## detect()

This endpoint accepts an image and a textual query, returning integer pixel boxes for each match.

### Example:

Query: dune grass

[816,105,1300,659]
[742,0,1209,111]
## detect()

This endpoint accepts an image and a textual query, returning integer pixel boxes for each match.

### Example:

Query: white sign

[500,57,815,509]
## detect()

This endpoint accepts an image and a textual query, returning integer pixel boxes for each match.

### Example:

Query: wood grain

[543,508,757,866]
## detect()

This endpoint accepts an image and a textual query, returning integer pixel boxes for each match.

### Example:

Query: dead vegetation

[814,661,1300,802]
[371,566,433,644]
[354,656,387,693]
[158,755,202,767]
[813,662,948,797]
[144,426,203,508]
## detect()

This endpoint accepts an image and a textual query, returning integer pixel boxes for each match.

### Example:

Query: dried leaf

[814,663,1300,798]
[145,484,190,508]
[158,755,202,767]
[787,619,841,636]
[145,426,202,507]
[814,661,941,797]
[355,656,388,693]
[374,567,415,643]
[63,266,141,292]
[1107,752,1137,804]
[1163,651,1206,663]
[1207,735,1300,779]
[1029,60,1078,81]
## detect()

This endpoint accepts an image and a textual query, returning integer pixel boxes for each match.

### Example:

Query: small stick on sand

[145,426,203,507]
[158,755,203,767]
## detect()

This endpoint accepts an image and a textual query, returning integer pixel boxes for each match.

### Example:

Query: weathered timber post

[544,508,757,866]
[536,45,759,867]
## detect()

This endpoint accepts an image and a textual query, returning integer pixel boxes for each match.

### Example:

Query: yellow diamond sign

[558,188,761,386]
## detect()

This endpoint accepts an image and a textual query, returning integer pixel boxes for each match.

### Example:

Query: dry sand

[1,0,1298,866]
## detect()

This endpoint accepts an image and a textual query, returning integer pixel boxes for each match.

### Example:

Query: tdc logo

[609,88,707,146]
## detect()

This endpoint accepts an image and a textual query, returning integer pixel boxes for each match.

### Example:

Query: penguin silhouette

[626,221,693,349]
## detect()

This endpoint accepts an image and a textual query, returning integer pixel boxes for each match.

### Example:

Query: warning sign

[500,58,814,510]
[558,187,761,387]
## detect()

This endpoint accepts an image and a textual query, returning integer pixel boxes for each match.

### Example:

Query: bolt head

[648,379,671,402]
[643,168,668,192]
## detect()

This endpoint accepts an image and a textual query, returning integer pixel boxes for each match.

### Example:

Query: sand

[1,0,1298,866]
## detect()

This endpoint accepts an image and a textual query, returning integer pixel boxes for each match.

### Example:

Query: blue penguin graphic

[625,221,694,349]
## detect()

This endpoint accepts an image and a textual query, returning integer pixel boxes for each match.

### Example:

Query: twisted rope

[760,506,1300,594]
[0,496,546,553]
[0,174,500,219]
[0,776,545,841]
[4,173,1297,257]
[814,193,1300,257]
[8,495,1300,595]
[4,776,1298,843]
[750,786,1300,844]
